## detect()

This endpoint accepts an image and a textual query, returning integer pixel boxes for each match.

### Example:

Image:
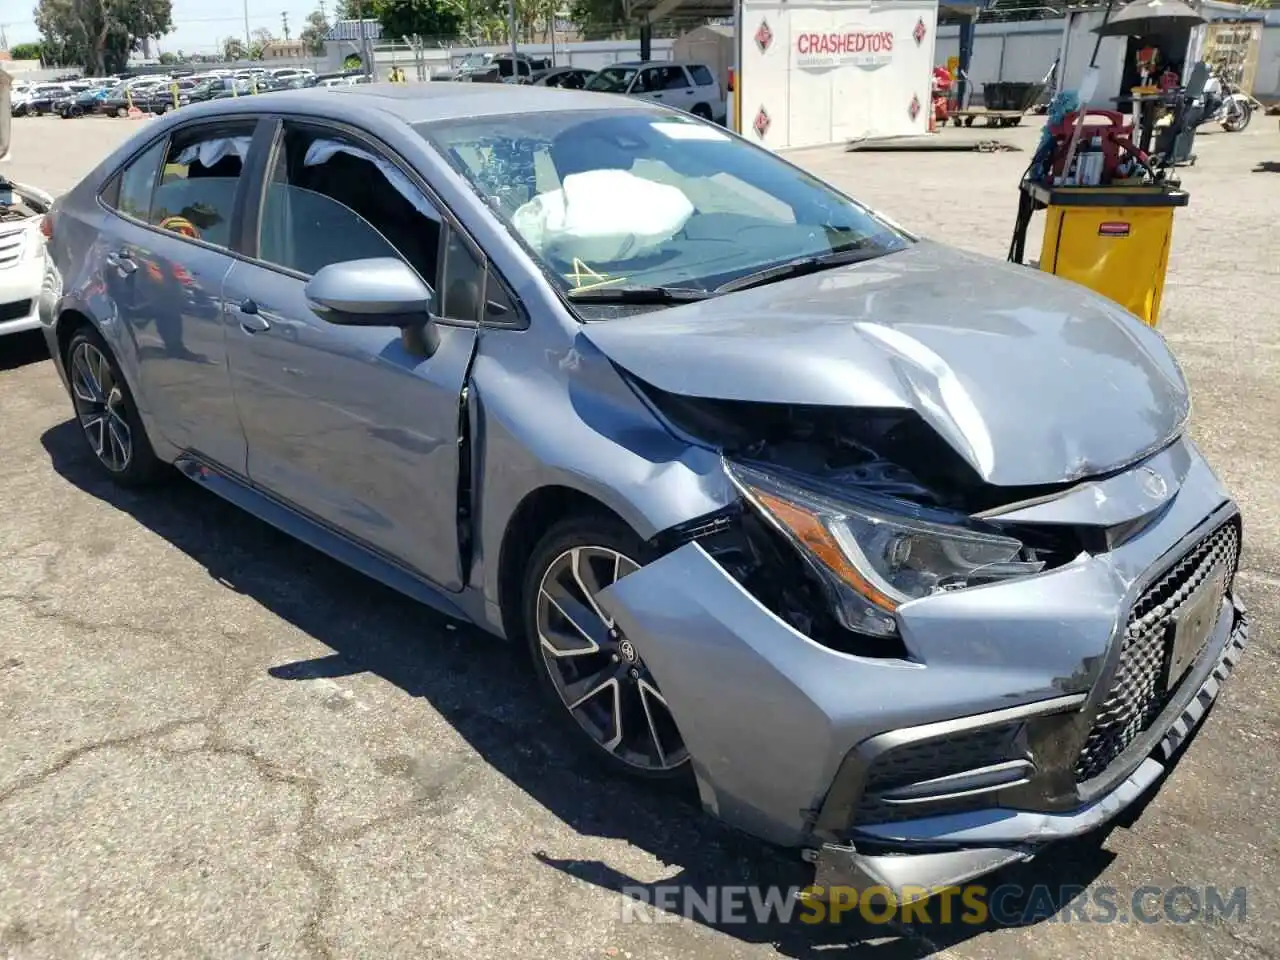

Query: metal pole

[508,0,519,64]
[356,0,370,77]
[549,11,556,67]
[1090,0,1117,67]
[243,0,251,49]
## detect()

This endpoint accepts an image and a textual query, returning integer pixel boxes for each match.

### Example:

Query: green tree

[299,8,330,55]
[158,49,176,63]
[566,0,623,40]
[372,0,460,41]
[34,0,173,75]
[222,35,246,59]
[9,41,44,60]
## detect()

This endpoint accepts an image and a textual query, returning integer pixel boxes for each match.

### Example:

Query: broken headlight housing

[726,460,1045,638]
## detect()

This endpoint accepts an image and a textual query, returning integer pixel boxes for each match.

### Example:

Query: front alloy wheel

[533,536,689,776]
[70,340,133,473]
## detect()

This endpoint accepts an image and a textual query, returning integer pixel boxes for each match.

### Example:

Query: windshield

[417,109,911,306]
[585,67,636,92]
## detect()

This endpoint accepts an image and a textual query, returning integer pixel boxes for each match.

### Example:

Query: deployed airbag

[511,169,693,263]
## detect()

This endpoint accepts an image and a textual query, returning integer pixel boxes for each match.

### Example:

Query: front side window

[635,68,667,93]
[585,67,636,93]
[418,109,911,311]
[257,122,467,315]
[660,67,690,90]
[149,122,256,248]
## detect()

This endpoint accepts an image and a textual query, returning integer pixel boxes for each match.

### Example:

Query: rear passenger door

[222,119,484,591]
[96,118,261,474]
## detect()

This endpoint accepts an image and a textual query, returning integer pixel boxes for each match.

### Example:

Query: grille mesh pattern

[0,225,25,269]
[854,723,1020,825]
[1074,520,1240,783]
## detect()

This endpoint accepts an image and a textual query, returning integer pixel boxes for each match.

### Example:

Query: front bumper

[597,438,1247,879]
[0,254,46,337]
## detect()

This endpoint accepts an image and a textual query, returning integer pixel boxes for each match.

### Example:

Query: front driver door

[223,120,482,591]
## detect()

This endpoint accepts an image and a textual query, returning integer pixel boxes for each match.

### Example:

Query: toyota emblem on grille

[1138,467,1168,500]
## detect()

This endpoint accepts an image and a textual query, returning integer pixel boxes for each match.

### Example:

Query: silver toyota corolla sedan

[38,84,1247,896]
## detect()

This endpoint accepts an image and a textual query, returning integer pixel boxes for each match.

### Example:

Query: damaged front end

[642,384,1094,659]
[594,377,1247,894]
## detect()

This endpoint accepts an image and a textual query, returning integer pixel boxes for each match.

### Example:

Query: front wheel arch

[497,485,632,643]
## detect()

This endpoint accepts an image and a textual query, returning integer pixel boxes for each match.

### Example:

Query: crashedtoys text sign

[794,29,895,70]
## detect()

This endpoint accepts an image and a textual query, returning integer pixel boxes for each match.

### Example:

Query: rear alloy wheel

[66,329,164,486]
[525,518,689,779]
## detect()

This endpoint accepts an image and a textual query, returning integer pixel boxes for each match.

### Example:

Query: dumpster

[983,82,1010,110]
[1015,182,1187,327]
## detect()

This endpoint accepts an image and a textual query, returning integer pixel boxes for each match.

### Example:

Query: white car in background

[0,78,54,337]
[585,60,726,123]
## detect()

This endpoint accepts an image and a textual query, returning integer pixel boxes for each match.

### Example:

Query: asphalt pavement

[1,113,1278,960]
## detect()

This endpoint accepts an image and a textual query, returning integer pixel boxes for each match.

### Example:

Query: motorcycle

[1198,69,1254,133]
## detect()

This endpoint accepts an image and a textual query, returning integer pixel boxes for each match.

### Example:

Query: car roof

[171,82,662,125]
[611,60,701,68]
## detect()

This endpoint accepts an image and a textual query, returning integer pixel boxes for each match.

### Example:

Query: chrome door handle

[236,298,270,334]
[105,251,136,275]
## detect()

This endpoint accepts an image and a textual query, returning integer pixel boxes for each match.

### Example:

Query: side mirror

[304,257,435,328]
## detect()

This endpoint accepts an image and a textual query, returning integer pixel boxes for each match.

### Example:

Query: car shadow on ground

[1251,161,1280,174]
[0,330,50,371]
[41,417,1117,957]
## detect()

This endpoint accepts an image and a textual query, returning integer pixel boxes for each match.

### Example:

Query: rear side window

[689,64,715,87]
[149,122,256,248]
[109,138,168,221]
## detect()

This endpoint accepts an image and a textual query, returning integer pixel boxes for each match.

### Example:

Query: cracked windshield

[418,109,911,306]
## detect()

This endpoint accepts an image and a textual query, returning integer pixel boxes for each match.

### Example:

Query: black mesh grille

[854,723,1021,824]
[0,299,31,323]
[1074,519,1240,783]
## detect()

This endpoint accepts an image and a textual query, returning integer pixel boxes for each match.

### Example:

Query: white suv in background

[585,60,726,124]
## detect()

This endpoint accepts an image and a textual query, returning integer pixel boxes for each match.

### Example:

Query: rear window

[689,65,714,86]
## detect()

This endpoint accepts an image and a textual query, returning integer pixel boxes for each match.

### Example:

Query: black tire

[1222,98,1251,133]
[116,106,128,118]
[690,102,713,121]
[522,512,690,782]
[65,326,166,487]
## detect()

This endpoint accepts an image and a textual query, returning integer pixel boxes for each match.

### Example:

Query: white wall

[937,10,1280,102]
[739,0,939,150]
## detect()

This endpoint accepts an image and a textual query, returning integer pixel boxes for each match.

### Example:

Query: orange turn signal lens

[754,490,901,613]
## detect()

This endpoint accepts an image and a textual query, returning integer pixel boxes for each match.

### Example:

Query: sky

[2,0,331,56]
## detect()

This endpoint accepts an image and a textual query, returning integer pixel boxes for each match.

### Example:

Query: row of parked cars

[445,53,727,124]
[11,66,371,121]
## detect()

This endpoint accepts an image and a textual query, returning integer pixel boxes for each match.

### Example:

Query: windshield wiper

[567,285,711,305]
[713,246,883,295]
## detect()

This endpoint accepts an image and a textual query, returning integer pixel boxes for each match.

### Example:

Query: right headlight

[726,460,1045,639]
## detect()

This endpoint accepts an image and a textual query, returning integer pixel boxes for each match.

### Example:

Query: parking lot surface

[2,114,1279,960]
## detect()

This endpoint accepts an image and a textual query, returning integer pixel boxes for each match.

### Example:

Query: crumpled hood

[582,241,1190,488]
